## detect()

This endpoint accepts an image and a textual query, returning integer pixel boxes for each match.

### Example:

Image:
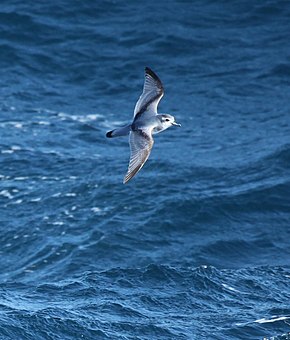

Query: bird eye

[165,119,170,122]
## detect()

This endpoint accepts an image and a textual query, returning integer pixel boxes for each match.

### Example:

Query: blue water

[1,1,290,339]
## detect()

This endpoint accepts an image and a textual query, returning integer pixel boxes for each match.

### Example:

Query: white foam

[91,207,109,215]
[1,145,22,153]
[255,316,290,324]
[11,145,21,151]
[1,150,14,154]
[30,197,42,202]
[91,207,102,213]
[37,121,50,125]
[0,190,13,199]
[52,221,64,226]
[65,193,77,197]
[13,123,23,129]
[57,112,102,123]
[222,283,242,293]
[64,210,74,218]
[13,199,23,204]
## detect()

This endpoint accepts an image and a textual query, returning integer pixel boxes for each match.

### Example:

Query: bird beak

[172,122,181,127]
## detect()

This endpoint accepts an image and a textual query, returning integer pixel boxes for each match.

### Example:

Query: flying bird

[106,67,180,184]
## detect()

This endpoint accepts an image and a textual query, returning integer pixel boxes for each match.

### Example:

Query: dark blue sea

[1,1,290,339]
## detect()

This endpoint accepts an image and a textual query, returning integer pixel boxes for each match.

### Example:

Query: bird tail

[106,124,131,138]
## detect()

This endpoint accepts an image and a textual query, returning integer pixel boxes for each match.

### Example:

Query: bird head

[160,114,181,128]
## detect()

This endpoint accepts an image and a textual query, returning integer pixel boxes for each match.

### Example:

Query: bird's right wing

[133,67,164,121]
[123,128,154,184]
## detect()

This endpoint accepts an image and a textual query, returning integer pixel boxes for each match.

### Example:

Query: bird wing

[133,67,164,121]
[123,128,154,184]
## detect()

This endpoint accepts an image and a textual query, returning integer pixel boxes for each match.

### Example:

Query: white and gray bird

[106,67,181,184]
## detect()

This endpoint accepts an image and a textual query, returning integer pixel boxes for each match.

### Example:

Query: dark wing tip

[145,67,163,87]
[123,166,141,184]
[106,130,113,138]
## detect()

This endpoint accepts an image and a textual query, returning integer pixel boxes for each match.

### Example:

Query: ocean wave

[1,265,290,339]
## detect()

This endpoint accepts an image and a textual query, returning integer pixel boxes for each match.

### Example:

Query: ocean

[1,1,290,339]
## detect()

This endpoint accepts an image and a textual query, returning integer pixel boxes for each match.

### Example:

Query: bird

[106,67,181,184]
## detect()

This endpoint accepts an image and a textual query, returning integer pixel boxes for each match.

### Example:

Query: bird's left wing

[133,67,164,121]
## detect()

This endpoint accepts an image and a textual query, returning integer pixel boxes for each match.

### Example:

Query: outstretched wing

[123,129,154,184]
[133,67,164,121]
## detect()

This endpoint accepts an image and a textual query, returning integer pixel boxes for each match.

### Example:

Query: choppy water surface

[1,1,290,339]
